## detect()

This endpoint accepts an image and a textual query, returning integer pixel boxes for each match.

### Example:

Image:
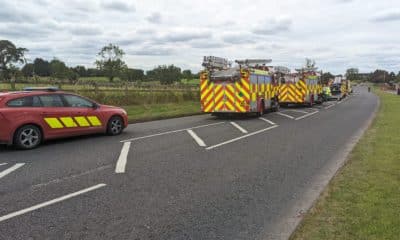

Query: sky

[1,0,400,74]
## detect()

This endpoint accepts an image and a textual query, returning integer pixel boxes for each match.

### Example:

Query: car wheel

[107,116,124,136]
[14,125,42,150]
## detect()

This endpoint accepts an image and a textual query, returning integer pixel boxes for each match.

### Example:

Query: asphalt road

[0,86,378,240]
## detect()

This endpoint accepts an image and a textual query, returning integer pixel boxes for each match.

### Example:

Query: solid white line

[284,109,309,114]
[0,163,8,166]
[275,112,295,119]
[120,122,225,142]
[230,122,248,134]
[0,163,25,180]
[295,110,319,120]
[206,125,279,150]
[115,142,131,173]
[259,117,276,125]
[324,103,336,109]
[0,183,106,223]
[187,129,206,147]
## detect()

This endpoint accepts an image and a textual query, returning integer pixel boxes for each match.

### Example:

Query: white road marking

[275,112,295,119]
[295,110,319,120]
[324,103,336,109]
[206,125,279,150]
[259,117,276,125]
[0,163,8,166]
[121,122,225,142]
[187,129,207,147]
[0,163,25,180]
[284,109,309,114]
[0,183,106,223]
[230,122,248,134]
[115,142,131,173]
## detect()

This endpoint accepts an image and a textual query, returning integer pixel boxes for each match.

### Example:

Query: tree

[95,43,126,82]
[120,67,144,82]
[72,65,87,78]
[21,63,34,79]
[182,69,193,80]
[147,65,182,84]
[50,59,70,80]
[389,72,396,82]
[0,40,27,87]
[345,68,359,81]
[33,58,51,76]
[321,72,334,85]
[370,69,389,83]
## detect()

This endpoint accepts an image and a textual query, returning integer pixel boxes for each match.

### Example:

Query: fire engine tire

[308,95,314,107]
[271,99,280,112]
[107,116,124,136]
[14,124,42,150]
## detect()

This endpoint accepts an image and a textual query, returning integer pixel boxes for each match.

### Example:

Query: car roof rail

[23,87,59,92]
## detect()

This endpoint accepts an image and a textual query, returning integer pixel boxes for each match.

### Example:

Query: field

[291,90,400,240]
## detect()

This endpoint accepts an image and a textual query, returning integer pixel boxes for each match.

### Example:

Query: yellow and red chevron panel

[278,83,304,103]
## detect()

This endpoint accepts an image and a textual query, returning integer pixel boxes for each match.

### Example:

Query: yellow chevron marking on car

[44,118,64,129]
[87,116,102,126]
[74,116,90,127]
[59,117,78,128]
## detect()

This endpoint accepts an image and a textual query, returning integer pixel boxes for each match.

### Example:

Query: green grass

[124,101,202,123]
[291,90,400,240]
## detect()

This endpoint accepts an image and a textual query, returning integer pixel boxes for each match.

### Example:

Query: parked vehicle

[200,56,280,116]
[0,87,128,149]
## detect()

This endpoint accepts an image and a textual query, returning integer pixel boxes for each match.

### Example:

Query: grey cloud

[0,3,36,23]
[253,17,292,35]
[0,23,52,39]
[147,12,162,24]
[68,25,102,36]
[159,31,212,43]
[101,1,135,12]
[190,41,225,49]
[128,47,174,56]
[222,33,256,44]
[371,10,400,22]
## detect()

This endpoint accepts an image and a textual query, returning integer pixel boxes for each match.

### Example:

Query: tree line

[0,40,198,87]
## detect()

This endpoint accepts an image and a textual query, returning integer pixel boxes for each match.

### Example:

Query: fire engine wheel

[308,95,314,107]
[271,98,280,112]
[14,125,42,150]
[107,116,124,136]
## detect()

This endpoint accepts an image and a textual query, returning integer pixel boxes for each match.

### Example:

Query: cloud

[67,24,102,36]
[371,9,400,22]
[0,3,36,23]
[222,33,256,44]
[128,46,174,56]
[253,17,292,35]
[190,41,225,49]
[101,0,135,12]
[146,12,162,24]
[158,30,212,43]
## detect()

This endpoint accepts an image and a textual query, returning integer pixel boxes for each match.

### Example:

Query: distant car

[0,88,128,149]
[330,83,343,100]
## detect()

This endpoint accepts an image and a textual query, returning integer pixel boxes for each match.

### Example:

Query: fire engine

[200,56,280,116]
[278,59,322,107]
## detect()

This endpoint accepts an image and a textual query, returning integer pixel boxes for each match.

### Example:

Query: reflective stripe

[74,117,90,127]
[87,116,102,126]
[60,117,77,128]
[44,118,64,129]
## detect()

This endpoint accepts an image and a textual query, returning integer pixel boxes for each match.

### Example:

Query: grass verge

[125,101,203,123]
[291,90,400,240]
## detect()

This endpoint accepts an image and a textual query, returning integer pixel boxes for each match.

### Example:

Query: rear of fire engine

[200,56,280,116]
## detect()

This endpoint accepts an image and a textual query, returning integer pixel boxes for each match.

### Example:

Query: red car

[0,88,128,149]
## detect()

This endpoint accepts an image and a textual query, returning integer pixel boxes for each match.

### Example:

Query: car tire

[14,125,42,150]
[107,116,124,136]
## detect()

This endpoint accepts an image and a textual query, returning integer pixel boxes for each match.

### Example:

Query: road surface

[0,86,378,240]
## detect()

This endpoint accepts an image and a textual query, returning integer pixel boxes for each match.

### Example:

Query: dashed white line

[120,122,225,142]
[0,183,106,223]
[295,110,319,120]
[275,112,295,119]
[187,129,206,147]
[206,125,279,150]
[0,163,8,166]
[115,142,131,173]
[0,163,25,180]
[259,117,277,125]
[230,122,248,134]
[284,109,309,114]
[324,103,336,109]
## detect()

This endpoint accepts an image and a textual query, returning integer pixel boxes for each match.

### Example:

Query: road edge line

[115,142,131,173]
